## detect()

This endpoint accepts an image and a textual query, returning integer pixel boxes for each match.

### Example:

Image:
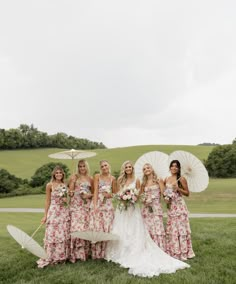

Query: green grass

[0,195,45,208]
[0,145,214,179]
[184,178,236,213]
[1,178,235,214]
[0,213,235,284]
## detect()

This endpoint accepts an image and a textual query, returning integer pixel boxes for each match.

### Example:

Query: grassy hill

[0,145,214,179]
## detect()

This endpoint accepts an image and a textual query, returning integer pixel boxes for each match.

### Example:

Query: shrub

[0,169,24,193]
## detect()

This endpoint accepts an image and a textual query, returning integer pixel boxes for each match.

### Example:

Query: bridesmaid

[69,159,94,262]
[165,160,195,260]
[141,163,166,251]
[37,166,70,268]
[90,160,116,259]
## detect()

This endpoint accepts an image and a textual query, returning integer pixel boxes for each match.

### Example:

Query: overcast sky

[0,0,235,148]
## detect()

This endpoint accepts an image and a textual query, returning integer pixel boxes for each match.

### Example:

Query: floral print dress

[90,177,114,259]
[141,184,166,251]
[37,183,70,268]
[69,180,92,262]
[165,183,195,260]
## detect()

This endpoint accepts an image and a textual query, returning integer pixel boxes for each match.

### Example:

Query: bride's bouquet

[113,187,139,212]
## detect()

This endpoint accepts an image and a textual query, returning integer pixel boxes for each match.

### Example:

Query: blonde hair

[51,166,65,183]
[117,160,135,187]
[142,163,158,188]
[77,159,90,177]
[99,160,111,174]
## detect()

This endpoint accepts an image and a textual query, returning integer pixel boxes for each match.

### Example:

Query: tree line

[0,124,106,150]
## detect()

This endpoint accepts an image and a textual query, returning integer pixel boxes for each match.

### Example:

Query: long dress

[165,183,195,260]
[105,181,190,278]
[141,184,166,251]
[37,183,70,268]
[89,177,114,259]
[69,180,92,262]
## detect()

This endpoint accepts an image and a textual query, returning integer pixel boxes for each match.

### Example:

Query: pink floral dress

[90,177,114,259]
[165,183,195,260]
[37,183,70,268]
[141,184,166,251]
[69,180,92,262]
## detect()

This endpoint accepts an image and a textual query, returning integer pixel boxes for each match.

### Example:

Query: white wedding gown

[105,184,190,277]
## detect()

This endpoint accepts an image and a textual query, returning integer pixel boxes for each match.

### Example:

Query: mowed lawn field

[0,214,235,284]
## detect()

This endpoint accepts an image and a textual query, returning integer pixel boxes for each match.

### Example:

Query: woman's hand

[62,197,67,203]
[164,199,171,204]
[81,193,93,199]
[102,192,111,198]
[172,183,179,192]
[41,216,47,224]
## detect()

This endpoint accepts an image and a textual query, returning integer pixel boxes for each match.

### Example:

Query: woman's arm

[136,178,141,191]
[41,183,51,224]
[177,177,190,196]
[90,177,94,194]
[68,174,77,196]
[111,176,117,194]
[136,179,141,197]
[158,178,165,195]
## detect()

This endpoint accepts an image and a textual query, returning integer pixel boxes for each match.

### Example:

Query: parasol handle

[30,223,44,239]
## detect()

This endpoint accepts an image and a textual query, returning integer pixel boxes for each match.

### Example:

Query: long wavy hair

[117,160,135,187]
[142,163,158,188]
[169,159,182,188]
[51,166,65,183]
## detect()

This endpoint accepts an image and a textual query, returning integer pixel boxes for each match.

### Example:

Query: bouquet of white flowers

[101,185,112,204]
[113,187,139,212]
[163,188,174,209]
[58,184,69,207]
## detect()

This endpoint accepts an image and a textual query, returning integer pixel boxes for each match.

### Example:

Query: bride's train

[106,206,190,277]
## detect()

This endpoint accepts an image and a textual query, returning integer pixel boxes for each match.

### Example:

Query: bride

[105,161,190,277]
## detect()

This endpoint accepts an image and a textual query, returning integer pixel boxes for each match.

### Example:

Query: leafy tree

[30,162,70,188]
[0,129,5,148]
[205,144,236,177]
